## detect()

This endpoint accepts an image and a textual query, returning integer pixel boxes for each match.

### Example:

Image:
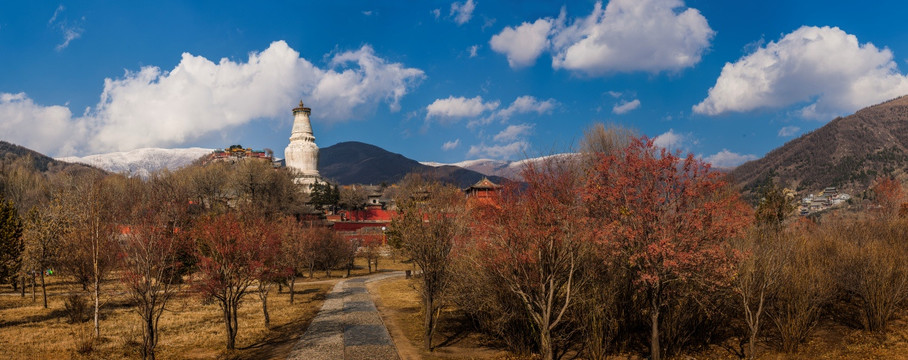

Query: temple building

[284,100,322,187]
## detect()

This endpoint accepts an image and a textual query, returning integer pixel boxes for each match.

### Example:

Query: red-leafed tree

[194,213,270,349]
[120,219,184,360]
[584,137,751,360]
[871,177,903,217]
[471,160,595,360]
[254,218,288,328]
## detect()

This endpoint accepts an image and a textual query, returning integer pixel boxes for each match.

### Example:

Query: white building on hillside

[284,100,321,187]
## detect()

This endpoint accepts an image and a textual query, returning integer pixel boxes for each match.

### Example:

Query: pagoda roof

[467,177,501,190]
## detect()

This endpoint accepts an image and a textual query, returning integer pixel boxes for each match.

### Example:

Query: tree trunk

[19,274,25,297]
[748,290,766,360]
[650,296,661,360]
[94,270,100,337]
[40,270,47,308]
[289,275,296,304]
[374,257,379,272]
[143,308,156,360]
[260,285,271,328]
[31,273,36,302]
[540,328,554,360]
[424,294,434,351]
[224,303,236,350]
[367,259,372,273]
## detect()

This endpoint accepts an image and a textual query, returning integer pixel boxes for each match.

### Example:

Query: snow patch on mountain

[421,153,578,179]
[57,147,214,178]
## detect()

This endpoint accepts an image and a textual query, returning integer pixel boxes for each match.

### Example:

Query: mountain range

[49,141,509,188]
[58,147,215,179]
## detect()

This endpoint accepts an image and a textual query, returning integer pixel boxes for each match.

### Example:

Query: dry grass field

[370,277,516,360]
[0,256,410,360]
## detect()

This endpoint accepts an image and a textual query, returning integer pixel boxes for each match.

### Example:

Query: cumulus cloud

[1,41,424,156]
[694,26,908,119]
[489,18,553,68]
[493,123,534,142]
[490,0,713,74]
[551,0,713,75]
[442,139,460,151]
[703,149,757,169]
[653,129,690,150]
[612,99,640,114]
[468,141,529,159]
[450,0,476,25]
[0,93,83,156]
[778,126,801,137]
[426,96,499,122]
[497,96,557,119]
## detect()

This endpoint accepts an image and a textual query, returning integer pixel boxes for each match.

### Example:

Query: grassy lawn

[0,256,408,360]
[370,277,515,360]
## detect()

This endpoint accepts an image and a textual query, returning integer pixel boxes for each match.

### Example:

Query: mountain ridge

[730,95,908,195]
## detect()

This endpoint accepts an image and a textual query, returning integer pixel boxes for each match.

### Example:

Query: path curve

[288,271,405,360]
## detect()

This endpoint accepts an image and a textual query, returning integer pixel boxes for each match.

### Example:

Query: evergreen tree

[0,196,24,289]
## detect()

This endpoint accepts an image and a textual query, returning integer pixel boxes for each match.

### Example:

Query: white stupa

[284,100,321,187]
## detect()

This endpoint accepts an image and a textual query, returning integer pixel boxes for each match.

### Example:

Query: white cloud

[0,93,83,156]
[607,90,622,98]
[450,0,476,25]
[362,10,373,16]
[612,99,640,114]
[467,95,557,128]
[694,26,908,119]
[778,126,801,137]
[497,95,556,119]
[426,96,499,121]
[490,0,712,75]
[652,129,689,150]
[703,149,757,169]
[469,45,479,58]
[493,123,534,142]
[442,139,460,151]
[48,5,63,25]
[48,5,84,51]
[1,41,424,156]
[432,9,441,19]
[468,141,529,159]
[489,19,553,68]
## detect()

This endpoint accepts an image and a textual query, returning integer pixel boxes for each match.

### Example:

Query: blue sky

[2,1,908,167]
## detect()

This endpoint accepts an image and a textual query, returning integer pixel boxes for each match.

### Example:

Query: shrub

[63,294,89,324]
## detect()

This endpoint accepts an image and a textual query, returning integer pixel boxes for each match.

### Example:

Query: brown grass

[0,256,410,360]
[0,272,339,359]
[370,277,516,360]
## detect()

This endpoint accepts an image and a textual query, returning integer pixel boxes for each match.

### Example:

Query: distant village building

[201,145,273,165]
[284,100,322,187]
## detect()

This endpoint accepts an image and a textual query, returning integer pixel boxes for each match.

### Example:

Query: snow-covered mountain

[421,153,578,180]
[57,147,214,178]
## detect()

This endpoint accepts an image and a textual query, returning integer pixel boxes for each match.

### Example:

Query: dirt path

[287,271,404,360]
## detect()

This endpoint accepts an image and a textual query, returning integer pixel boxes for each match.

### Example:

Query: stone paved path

[288,271,404,360]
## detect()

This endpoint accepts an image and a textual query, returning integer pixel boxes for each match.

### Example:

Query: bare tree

[388,174,467,351]
[22,200,65,308]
